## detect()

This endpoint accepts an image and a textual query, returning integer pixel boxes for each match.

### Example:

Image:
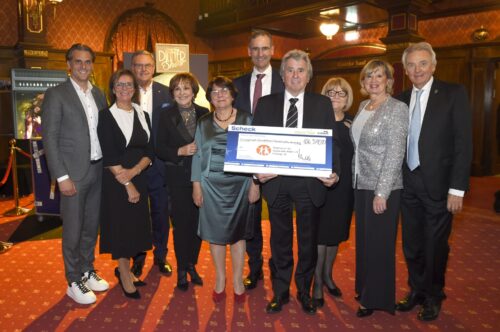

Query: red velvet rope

[15,147,32,159]
[0,152,13,187]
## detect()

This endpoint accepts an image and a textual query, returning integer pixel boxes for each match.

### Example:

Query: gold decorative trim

[23,49,49,58]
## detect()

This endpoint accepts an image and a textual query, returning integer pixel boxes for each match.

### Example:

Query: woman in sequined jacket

[350,59,408,317]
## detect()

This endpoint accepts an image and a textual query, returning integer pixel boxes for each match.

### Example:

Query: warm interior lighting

[345,30,359,41]
[320,22,340,40]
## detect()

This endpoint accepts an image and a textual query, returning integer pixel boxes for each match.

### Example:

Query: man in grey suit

[42,44,109,305]
[233,29,284,290]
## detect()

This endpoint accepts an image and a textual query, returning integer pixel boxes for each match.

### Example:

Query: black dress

[317,114,354,245]
[98,107,154,259]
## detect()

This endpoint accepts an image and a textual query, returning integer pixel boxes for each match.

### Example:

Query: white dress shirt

[250,65,273,111]
[139,81,153,121]
[282,90,304,128]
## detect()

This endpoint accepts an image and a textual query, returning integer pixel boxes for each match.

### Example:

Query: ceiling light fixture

[320,22,340,40]
[345,30,359,41]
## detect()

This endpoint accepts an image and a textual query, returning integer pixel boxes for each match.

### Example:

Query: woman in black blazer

[155,72,209,291]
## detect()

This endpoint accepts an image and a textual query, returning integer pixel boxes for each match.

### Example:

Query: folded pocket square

[161,102,170,108]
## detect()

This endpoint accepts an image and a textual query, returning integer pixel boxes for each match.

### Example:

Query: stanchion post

[4,139,32,216]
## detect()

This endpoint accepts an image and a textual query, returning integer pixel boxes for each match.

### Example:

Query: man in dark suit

[395,42,472,321]
[253,49,340,315]
[42,44,109,304]
[233,29,284,290]
[131,50,173,277]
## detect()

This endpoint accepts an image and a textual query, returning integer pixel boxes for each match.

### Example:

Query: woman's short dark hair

[206,76,238,103]
[169,72,200,99]
[108,69,140,105]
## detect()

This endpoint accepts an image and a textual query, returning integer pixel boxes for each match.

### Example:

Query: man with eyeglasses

[130,50,173,277]
[233,29,284,291]
[42,43,109,304]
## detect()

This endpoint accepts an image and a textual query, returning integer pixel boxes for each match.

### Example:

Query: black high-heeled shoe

[323,279,342,297]
[176,270,189,291]
[356,306,374,317]
[115,268,141,299]
[114,267,146,287]
[187,264,203,286]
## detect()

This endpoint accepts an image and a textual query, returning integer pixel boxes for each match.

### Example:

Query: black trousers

[268,177,319,297]
[133,162,170,266]
[170,184,201,270]
[245,198,263,276]
[355,189,400,313]
[401,167,452,300]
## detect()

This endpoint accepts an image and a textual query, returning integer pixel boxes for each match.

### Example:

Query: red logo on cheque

[256,145,272,156]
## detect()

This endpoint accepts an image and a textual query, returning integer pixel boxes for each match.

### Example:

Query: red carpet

[0,177,499,331]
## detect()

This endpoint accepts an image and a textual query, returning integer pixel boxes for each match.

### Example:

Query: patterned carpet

[0,177,499,331]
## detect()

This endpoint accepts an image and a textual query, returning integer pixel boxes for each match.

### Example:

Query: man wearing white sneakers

[43,44,109,304]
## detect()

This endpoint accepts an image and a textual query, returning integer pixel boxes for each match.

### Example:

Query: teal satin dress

[191,110,254,245]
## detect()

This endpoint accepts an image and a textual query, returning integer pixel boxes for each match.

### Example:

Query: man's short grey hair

[131,50,155,63]
[402,42,437,69]
[280,49,313,80]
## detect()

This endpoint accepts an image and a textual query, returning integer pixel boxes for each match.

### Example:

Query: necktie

[252,73,265,114]
[408,89,423,170]
[286,98,299,128]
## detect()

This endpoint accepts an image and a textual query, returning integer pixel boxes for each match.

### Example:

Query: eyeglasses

[210,87,230,96]
[115,82,134,89]
[326,89,347,98]
[133,63,153,70]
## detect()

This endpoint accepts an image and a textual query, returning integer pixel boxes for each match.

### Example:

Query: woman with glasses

[312,77,355,307]
[97,69,153,299]
[155,72,209,291]
[191,76,260,303]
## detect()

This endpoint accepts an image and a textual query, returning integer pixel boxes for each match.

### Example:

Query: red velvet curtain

[111,12,184,70]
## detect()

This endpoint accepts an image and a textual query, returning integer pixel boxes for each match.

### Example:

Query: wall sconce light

[320,22,340,40]
[472,26,489,42]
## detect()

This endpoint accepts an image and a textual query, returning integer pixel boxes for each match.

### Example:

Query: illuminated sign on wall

[155,43,189,73]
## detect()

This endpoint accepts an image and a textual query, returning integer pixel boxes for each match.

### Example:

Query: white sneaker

[83,270,109,292]
[67,280,96,304]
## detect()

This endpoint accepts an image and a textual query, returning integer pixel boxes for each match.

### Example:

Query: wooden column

[377,0,429,94]
[16,0,51,69]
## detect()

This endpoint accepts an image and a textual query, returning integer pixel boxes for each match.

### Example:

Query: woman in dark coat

[313,77,355,306]
[98,69,154,299]
[156,72,209,291]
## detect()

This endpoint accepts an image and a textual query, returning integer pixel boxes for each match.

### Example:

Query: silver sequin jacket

[350,96,409,199]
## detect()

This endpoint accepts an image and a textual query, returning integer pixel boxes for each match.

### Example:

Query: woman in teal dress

[191,76,260,303]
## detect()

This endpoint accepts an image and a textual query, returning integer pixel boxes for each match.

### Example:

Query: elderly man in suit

[130,50,173,277]
[233,29,284,290]
[42,43,109,304]
[395,42,473,321]
[253,49,340,315]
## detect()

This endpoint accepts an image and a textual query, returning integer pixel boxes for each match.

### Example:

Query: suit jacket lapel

[242,74,252,112]
[420,79,440,137]
[274,94,285,126]
[302,93,314,128]
[270,69,283,94]
[64,80,90,127]
[170,106,194,143]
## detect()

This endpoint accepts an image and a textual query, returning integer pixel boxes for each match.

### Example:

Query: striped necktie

[286,98,299,128]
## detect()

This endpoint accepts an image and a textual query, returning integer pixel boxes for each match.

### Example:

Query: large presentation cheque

[224,125,333,178]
